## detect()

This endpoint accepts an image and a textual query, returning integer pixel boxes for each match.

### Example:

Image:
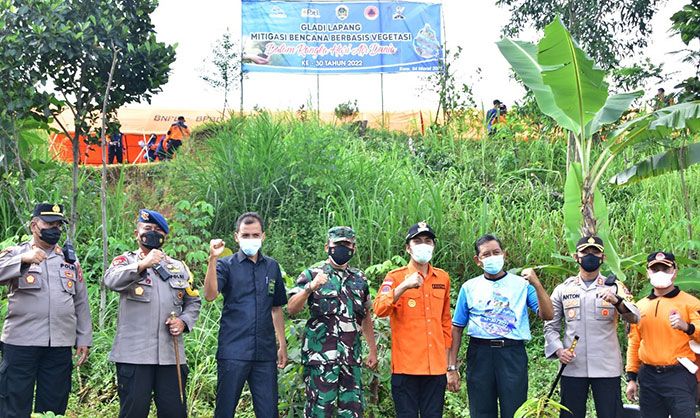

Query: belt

[470,337,524,348]
[642,363,685,374]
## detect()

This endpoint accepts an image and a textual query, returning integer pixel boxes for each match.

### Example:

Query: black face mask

[579,254,603,272]
[328,245,354,266]
[140,230,165,250]
[39,227,62,246]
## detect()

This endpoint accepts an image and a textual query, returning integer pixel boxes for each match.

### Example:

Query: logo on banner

[364,5,379,20]
[392,6,405,20]
[301,8,320,18]
[336,5,349,20]
[269,6,287,19]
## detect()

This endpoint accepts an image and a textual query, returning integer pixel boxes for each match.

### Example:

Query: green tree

[200,30,241,115]
[671,1,700,102]
[0,0,176,235]
[496,0,663,72]
[498,17,700,279]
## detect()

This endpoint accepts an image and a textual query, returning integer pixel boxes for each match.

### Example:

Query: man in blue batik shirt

[447,234,553,418]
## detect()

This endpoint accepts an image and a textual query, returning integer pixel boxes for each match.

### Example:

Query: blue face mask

[482,255,505,275]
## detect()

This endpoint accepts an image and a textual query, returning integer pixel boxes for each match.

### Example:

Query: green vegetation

[1,108,699,416]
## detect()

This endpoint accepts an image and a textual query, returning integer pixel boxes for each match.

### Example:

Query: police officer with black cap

[545,236,639,418]
[105,209,201,418]
[0,203,93,417]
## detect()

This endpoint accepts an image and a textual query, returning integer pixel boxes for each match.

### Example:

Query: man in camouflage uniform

[0,203,92,417]
[105,209,201,418]
[288,226,378,418]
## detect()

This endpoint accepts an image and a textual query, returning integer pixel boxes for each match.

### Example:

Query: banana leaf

[609,142,700,186]
[496,38,577,133]
[538,17,609,135]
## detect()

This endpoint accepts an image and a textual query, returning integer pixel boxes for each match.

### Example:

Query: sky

[148,0,695,113]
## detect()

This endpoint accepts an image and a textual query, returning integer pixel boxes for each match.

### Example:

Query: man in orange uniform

[374,221,452,418]
[164,116,190,159]
[626,251,700,418]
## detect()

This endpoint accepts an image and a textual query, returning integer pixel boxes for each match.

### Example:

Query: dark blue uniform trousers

[0,344,72,418]
[391,373,447,418]
[560,376,624,418]
[638,365,697,418]
[214,359,278,418]
[466,341,528,418]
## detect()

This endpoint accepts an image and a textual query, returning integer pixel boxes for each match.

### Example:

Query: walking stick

[170,311,185,404]
[547,335,579,399]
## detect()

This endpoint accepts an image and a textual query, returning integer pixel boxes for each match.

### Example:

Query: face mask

[410,243,434,264]
[328,245,354,265]
[239,238,262,257]
[39,227,62,245]
[649,271,674,289]
[482,255,505,275]
[140,230,165,250]
[578,254,603,272]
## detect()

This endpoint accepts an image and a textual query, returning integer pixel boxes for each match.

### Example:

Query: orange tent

[49,107,225,165]
[49,106,439,165]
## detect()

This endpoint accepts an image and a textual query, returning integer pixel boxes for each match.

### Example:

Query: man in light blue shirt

[447,234,553,418]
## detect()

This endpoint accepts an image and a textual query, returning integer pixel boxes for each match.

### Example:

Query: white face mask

[410,243,434,264]
[239,238,262,257]
[649,271,674,289]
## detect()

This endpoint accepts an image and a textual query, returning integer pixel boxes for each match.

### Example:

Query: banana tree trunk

[581,181,597,237]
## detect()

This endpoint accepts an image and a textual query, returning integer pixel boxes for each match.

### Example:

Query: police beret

[32,203,67,223]
[405,221,436,243]
[138,209,170,234]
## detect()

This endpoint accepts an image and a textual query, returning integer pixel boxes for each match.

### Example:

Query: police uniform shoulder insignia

[182,263,199,297]
[111,255,129,267]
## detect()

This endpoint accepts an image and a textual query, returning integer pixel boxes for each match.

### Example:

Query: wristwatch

[304,282,314,295]
[447,365,458,372]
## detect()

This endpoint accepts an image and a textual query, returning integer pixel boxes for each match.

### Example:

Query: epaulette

[182,262,200,297]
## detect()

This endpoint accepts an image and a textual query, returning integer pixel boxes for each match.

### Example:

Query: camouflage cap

[328,226,356,243]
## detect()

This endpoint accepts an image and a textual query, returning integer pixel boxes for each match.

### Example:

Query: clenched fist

[141,249,164,269]
[210,239,226,257]
[402,272,424,289]
[521,268,540,286]
[309,272,329,292]
[21,248,47,265]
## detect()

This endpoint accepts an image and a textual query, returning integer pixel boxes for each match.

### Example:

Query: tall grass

[1,111,699,416]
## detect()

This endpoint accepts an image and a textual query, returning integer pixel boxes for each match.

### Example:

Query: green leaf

[593,187,624,280]
[609,142,700,186]
[496,38,577,133]
[605,101,700,156]
[586,91,643,136]
[563,163,583,253]
[538,17,609,135]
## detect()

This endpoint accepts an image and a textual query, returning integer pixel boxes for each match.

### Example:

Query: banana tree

[498,17,700,279]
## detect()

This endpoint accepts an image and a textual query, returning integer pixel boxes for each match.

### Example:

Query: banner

[242,1,443,73]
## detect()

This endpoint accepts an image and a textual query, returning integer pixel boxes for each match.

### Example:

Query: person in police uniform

[105,209,201,418]
[544,236,640,418]
[287,226,378,418]
[0,203,93,417]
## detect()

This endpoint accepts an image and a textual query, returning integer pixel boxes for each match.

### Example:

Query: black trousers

[560,375,624,418]
[109,145,123,164]
[391,373,447,418]
[466,341,528,418]
[639,365,696,418]
[214,359,278,418]
[166,140,182,159]
[116,363,189,418]
[0,344,72,418]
